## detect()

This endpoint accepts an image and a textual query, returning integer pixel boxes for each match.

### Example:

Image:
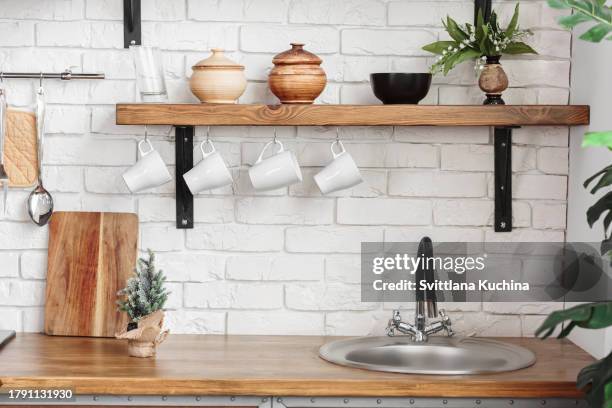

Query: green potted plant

[116,249,170,358]
[422,4,537,104]
[536,1,612,407]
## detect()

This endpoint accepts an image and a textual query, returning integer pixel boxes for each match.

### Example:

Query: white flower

[495,46,500,52]
[460,43,466,49]
[442,50,447,55]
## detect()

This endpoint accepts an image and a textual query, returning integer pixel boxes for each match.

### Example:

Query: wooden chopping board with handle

[45,211,139,337]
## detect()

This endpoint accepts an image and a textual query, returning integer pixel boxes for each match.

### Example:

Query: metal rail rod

[0,71,104,80]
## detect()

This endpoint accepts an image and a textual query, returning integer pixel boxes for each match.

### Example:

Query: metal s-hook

[144,124,149,143]
[36,73,44,97]
[273,127,278,144]
[206,126,211,143]
[335,127,340,143]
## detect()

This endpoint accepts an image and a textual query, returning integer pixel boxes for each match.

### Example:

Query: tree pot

[478,56,509,105]
[116,310,169,358]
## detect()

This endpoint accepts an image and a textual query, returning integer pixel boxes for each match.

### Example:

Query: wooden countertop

[0,333,592,398]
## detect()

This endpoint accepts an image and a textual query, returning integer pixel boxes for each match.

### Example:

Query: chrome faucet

[386,237,454,342]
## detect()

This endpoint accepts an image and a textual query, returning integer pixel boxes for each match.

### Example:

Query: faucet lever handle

[438,309,454,337]
[386,310,402,337]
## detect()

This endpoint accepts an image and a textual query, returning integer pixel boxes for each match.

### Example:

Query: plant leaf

[558,12,593,28]
[584,164,612,189]
[442,48,481,74]
[548,0,612,43]
[604,211,612,234]
[580,22,612,42]
[587,191,612,227]
[505,4,520,37]
[504,42,538,54]
[422,41,457,55]
[578,348,612,408]
[446,16,469,42]
[601,237,612,256]
[583,131,612,148]
[536,303,612,340]
[589,168,612,194]
[535,303,593,339]
[548,0,569,9]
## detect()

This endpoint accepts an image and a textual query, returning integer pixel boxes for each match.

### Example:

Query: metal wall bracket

[175,126,194,229]
[123,0,141,48]
[474,0,492,22]
[494,127,516,232]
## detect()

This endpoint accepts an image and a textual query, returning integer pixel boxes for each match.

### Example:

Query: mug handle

[200,139,216,159]
[331,140,346,159]
[255,140,284,164]
[138,139,155,157]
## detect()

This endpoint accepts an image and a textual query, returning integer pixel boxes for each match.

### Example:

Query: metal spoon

[27,85,53,226]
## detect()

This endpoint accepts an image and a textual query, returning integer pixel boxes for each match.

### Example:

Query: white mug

[314,141,363,195]
[123,139,172,193]
[249,140,302,191]
[183,140,233,193]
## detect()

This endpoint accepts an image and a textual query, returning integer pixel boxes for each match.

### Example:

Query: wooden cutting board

[45,212,139,337]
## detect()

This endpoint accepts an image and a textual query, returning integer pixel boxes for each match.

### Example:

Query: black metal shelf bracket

[175,126,194,229]
[493,127,516,232]
[474,0,492,23]
[123,0,141,48]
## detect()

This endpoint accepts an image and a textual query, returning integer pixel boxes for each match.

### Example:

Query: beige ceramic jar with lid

[190,48,247,104]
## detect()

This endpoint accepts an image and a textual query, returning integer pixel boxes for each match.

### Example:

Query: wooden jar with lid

[269,43,327,104]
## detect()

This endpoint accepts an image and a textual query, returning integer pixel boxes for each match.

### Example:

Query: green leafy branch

[537,303,612,408]
[422,4,537,75]
[582,125,612,257]
[548,0,612,42]
[537,3,612,408]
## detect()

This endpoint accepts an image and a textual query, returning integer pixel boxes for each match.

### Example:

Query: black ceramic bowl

[370,73,432,104]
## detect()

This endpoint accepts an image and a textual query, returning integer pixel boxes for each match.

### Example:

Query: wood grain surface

[116,104,590,127]
[4,109,39,187]
[0,334,592,398]
[44,212,138,338]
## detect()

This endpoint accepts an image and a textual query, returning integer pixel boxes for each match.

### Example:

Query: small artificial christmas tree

[117,249,169,325]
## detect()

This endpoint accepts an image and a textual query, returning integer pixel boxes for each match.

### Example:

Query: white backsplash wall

[0,0,570,336]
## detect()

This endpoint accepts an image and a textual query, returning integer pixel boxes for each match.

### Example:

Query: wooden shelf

[115,103,590,232]
[116,104,590,127]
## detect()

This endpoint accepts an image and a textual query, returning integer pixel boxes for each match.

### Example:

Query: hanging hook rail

[0,70,104,80]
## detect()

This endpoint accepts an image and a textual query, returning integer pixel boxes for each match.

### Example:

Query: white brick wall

[0,0,571,336]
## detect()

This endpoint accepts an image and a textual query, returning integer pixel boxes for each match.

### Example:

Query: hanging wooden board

[3,109,39,187]
[45,212,139,337]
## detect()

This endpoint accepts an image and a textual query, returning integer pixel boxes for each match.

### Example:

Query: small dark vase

[127,321,138,331]
[478,56,509,105]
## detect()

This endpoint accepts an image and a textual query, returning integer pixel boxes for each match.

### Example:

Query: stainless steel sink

[319,336,536,375]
